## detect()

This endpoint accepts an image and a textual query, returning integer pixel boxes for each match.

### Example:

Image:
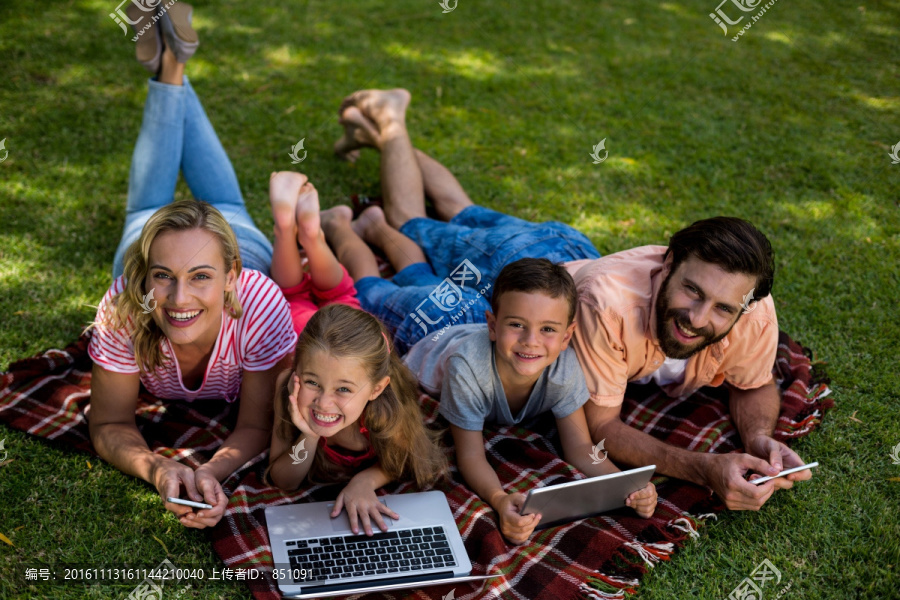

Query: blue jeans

[357,206,600,354]
[112,77,272,279]
[399,205,600,283]
[356,263,493,356]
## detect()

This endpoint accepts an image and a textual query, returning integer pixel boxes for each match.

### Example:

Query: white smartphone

[166,497,213,510]
[750,461,819,485]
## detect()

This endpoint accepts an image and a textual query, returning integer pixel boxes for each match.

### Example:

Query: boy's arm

[558,407,658,517]
[557,407,620,477]
[451,425,540,544]
[451,425,506,505]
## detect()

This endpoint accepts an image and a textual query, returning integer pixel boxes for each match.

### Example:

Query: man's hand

[703,453,780,510]
[745,434,812,488]
[493,492,540,545]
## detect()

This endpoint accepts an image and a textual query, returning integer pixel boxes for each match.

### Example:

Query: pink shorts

[280,266,362,336]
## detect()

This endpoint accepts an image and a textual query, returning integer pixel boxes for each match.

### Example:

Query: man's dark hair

[490,258,578,324]
[665,216,775,298]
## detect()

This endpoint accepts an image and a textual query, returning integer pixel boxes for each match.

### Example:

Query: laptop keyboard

[285,526,457,583]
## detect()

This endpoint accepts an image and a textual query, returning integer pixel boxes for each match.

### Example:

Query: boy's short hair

[490,258,577,324]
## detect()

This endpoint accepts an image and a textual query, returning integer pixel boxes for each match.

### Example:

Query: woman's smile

[146,228,236,349]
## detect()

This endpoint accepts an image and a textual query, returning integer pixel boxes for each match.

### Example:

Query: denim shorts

[397,205,601,284]
[356,262,492,356]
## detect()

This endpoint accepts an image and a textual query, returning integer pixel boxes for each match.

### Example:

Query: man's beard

[654,273,734,360]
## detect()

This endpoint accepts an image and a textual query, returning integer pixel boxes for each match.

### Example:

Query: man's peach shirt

[564,246,778,408]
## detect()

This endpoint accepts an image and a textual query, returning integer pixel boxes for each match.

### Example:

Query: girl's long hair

[99,200,243,375]
[276,304,447,488]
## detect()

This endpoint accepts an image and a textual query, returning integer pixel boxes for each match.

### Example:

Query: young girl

[267,171,362,337]
[268,304,448,535]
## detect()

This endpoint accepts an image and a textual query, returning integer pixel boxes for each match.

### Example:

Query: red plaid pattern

[0,331,832,599]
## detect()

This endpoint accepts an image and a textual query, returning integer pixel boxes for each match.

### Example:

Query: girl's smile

[293,350,389,440]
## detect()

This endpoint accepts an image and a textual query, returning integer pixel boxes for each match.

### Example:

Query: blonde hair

[276,304,447,488]
[103,200,243,375]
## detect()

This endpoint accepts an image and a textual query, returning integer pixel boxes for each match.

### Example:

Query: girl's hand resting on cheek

[332,476,400,536]
[287,374,320,441]
[625,481,657,518]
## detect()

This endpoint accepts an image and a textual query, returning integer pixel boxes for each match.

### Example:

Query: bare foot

[350,205,388,244]
[334,107,381,162]
[320,205,353,239]
[269,171,309,233]
[339,89,411,129]
[295,182,322,245]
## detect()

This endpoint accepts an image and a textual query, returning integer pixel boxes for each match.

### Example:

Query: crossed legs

[325,89,476,281]
[114,45,274,277]
[332,89,474,228]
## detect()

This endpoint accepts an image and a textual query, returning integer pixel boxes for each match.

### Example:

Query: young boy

[317,93,657,543]
[322,206,659,543]
[402,259,657,544]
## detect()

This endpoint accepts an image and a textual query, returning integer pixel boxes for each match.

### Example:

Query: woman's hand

[331,475,399,536]
[153,459,227,529]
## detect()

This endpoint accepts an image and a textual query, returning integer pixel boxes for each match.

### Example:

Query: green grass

[1,0,898,598]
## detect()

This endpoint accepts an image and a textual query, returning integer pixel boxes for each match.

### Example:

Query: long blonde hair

[103,200,243,375]
[276,304,447,488]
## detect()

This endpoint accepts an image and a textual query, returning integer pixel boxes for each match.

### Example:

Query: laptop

[521,465,656,529]
[266,490,500,598]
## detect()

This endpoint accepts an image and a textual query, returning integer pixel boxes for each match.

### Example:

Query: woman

[88,4,296,529]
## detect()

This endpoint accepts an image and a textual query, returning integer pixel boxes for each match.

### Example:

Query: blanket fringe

[623,540,673,568]
[669,516,701,539]
[808,384,831,401]
[583,572,640,598]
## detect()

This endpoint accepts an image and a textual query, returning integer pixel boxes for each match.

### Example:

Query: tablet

[520,465,656,529]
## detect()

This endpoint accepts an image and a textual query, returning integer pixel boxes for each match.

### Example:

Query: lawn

[1,0,898,598]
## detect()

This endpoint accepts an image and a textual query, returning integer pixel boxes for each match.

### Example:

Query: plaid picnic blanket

[0,330,832,599]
